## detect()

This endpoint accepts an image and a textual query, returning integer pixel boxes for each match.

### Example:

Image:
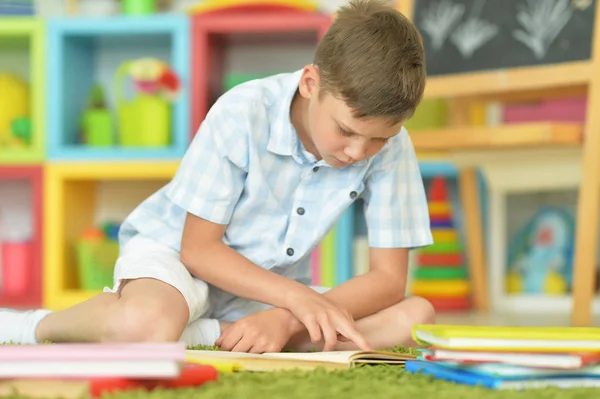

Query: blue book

[0,5,34,15]
[335,205,354,285]
[405,360,600,390]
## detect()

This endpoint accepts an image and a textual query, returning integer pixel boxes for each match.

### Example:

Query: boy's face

[297,65,404,168]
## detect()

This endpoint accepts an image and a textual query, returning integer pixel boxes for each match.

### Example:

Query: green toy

[82,83,114,147]
[120,0,157,15]
[10,117,31,145]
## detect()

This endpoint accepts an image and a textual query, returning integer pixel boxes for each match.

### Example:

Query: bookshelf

[0,18,45,164]
[402,0,600,326]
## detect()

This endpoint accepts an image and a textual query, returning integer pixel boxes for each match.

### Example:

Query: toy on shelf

[114,57,181,148]
[410,176,471,311]
[506,207,575,296]
[81,83,114,147]
[0,0,35,15]
[0,73,31,149]
[117,0,157,15]
[187,0,319,14]
[76,222,120,291]
[0,215,32,297]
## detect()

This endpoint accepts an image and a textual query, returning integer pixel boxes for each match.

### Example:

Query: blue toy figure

[506,207,574,295]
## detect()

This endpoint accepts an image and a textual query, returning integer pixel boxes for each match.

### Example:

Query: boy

[0,0,435,353]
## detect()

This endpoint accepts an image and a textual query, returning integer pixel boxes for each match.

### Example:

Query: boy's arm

[181,213,371,350]
[316,128,432,321]
[319,247,409,320]
[166,98,311,309]
[169,96,371,351]
[179,212,312,309]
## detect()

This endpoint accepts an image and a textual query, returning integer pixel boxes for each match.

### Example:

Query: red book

[0,363,219,399]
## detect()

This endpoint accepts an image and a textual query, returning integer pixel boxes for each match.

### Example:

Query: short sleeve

[165,101,248,225]
[362,128,433,248]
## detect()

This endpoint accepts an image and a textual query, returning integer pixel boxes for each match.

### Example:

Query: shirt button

[350,191,357,199]
[286,248,295,256]
[313,166,320,172]
[296,207,305,215]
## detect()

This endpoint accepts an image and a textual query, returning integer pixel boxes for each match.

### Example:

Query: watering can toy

[114,58,180,147]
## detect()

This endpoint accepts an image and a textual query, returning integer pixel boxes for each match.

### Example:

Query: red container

[1,241,31,296]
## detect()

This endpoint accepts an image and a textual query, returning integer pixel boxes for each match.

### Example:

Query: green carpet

[4,345,600,398]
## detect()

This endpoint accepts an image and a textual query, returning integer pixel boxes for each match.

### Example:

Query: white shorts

[103,234,328,324]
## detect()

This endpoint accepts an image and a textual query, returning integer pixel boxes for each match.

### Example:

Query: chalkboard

[413,0,596,76]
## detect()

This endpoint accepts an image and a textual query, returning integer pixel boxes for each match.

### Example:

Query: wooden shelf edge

[424,61,592,99]
[411,122,584,152]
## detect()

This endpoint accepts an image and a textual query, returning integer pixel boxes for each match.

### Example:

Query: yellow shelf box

[43,161,180,310]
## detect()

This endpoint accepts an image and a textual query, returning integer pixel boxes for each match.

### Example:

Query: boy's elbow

[179,240,212,277]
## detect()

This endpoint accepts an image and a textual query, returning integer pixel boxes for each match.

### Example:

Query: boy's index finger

[340,325,372,351]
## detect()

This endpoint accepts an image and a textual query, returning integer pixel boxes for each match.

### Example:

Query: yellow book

[185,349,416,372]
[412,324,600,352]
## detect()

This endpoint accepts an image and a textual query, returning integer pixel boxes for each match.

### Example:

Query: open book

[185,349,417,372]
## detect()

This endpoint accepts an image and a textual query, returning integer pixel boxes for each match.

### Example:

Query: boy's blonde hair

[314,0,426,125]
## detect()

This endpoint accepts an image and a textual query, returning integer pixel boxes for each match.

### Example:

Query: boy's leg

[285,296,435,351]
[0,234,219,345]
[0,277,190,345]
[36,277,190,343]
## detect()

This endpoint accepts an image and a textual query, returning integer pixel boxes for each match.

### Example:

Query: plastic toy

[411,176,472,311]
[0,72,30,148]
[506,206,575,295]
[81,83,114,147]
[114,58,180,147]
[118,0,157,15]
[76,222,121,290]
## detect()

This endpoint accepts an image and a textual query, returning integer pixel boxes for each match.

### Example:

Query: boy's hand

[286,289,372,352]
[215,308,298,353]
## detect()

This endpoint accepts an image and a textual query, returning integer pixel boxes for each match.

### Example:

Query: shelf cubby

[191,7,331,134]
[0,166,42,308]
[43,161,179,310]
[0,18,45,164]
[46,15,190,161]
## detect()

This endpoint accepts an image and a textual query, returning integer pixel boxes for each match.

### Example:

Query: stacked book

[0,342,218,398]
[406,324,600,390]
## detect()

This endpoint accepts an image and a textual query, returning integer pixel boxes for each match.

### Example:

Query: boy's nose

[344,144,368,161]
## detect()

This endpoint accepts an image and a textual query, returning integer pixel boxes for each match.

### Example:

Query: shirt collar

[266,69,371,169]
[267,70,304,157]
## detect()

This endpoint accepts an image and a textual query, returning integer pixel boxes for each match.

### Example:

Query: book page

[261,351,356,364]
[186,350,355,364]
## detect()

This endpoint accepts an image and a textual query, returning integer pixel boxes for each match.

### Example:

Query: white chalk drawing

[419,0,465,51]
[513,0,573,59]
[449,0,499,58]
[572,0,592,11]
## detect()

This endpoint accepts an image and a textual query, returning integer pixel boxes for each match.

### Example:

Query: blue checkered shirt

[118,69,433,300]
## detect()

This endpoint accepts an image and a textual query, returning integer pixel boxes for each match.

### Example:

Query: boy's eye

[339,129,353,137]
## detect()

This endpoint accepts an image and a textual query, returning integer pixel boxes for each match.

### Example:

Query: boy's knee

[402,296,436,325]
[103,296,187,342]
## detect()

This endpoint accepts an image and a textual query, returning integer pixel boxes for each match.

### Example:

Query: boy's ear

[298,64,320,99]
